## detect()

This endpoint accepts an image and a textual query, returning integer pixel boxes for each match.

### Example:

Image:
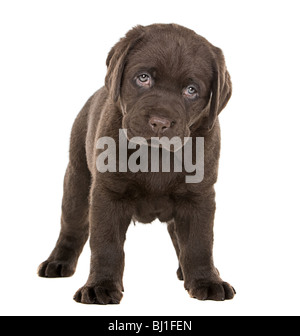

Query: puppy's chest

[108,172,187,223]
[132,194,174,224]
[126,172,177,223]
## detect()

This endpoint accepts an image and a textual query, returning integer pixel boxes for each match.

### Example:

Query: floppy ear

[105,26,145,102]
[202,47,232,131]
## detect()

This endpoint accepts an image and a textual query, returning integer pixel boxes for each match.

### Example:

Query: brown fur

[38,24,235,303]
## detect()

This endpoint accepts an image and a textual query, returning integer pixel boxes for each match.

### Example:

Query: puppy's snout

[149,116,175,135]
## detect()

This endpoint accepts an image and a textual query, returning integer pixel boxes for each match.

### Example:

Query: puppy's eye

[183,86,198,99]
[136,74,151,87]
[138,74,149,82]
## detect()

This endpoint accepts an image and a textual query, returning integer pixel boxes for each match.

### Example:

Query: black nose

[149,116,174,134]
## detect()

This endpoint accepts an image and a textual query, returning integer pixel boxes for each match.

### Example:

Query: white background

[1,0,300,316]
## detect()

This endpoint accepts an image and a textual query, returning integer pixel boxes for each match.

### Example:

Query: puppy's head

[105,24,232,146]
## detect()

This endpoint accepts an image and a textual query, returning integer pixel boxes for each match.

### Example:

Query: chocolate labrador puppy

[38,23,235,303]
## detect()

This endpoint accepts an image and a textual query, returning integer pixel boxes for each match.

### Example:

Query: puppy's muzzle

[149,116,176,136]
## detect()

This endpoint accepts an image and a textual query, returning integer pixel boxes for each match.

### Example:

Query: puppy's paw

[37,260,75,278]
[188,281,235,301]
[73,281,123,305]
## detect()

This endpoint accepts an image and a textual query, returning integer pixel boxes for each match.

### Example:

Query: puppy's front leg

[175,192,235,301]
[74,187,133,305]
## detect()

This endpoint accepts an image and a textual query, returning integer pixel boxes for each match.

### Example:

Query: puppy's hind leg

[167,220,184,281]
[38,103,91,278]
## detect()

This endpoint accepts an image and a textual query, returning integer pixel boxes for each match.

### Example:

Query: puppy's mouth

[124,128,190,152]
[122,110,190,152]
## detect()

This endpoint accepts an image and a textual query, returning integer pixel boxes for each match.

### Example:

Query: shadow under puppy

[38,24,235,304]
